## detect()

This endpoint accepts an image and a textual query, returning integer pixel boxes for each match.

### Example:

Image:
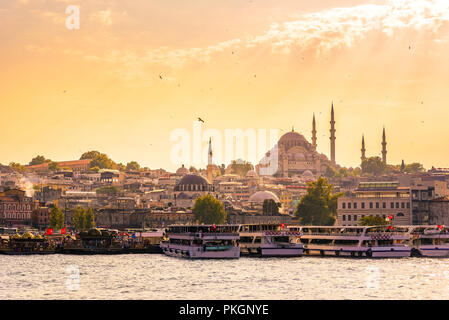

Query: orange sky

[1,0,449,172]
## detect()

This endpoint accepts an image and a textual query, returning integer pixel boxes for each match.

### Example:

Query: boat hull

[417,245,449,257]
[303,245,411,258]
[160,243,240,259]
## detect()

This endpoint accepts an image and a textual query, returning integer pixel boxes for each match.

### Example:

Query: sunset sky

[1,0,449,172]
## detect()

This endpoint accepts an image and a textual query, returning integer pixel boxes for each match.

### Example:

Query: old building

[337,181,412,226]
[0,189,34,227]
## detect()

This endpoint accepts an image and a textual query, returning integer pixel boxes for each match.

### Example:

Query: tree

[230,160,253,176]
[90,153,115,169]
[361,157,387,175]
[404,162,425,174]
[84,208,96,229]
[96,186,121,196]
[29,155,51,166]
[48,206,65,230]
[9,162,26,173]
[72,207,86,231]
[192,194,226,224]
[48,161,60,171]
[263,199,279,216]
[295,177,343,225]
[80,151,101,160]
[359,215,388,226]
[72,207,95,231]
[117,163,126,172]
[126,161,140,171]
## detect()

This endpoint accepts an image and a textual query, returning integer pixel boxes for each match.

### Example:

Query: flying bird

[159,74,163,80]
[198,117,204,123]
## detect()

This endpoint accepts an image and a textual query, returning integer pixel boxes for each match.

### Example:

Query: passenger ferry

[0,232,56,255]
[407,225,449,257]
[288,225,411,258]
[160,224,240,259]
[62,228,126,254]
[238,223,303,257]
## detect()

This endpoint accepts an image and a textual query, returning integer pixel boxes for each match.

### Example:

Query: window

[397,213,405,217]
[342,215,346,221]
[342,203,346,209]
[370,202,373,209]
[361,202,365,209]
[353,215,357,221]
[348,203,352,209]
[401,202,405,209]
[354,203,357,209]
[383,202,386,209]
[376,202,379,209]
[407,202,410,209]
[348,215,351,221]
[390,202,394,209]
[396,202,399,208]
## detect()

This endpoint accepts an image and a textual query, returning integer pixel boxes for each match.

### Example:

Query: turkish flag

[46,228,53,235]
[387,226,394,230]
[438,225,444,230]
[61,227,67,234]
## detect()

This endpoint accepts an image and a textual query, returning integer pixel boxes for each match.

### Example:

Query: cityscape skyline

[2,0,449,171]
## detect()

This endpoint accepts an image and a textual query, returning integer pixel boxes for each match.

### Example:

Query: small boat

[62,228,128,255]
[160,224,240,259]
[238,223,303,257]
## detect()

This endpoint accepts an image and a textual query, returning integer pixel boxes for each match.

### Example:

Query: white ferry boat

[160,224,240,259]
[407,225,449,257]
[287,225,411,258]
[238,223,303,257]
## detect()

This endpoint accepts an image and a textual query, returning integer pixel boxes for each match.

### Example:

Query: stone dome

[303,170,314,177]
[174,174,213,192]
[246,170,258,178]
[279,131,308,145]
[248,191,280,203]
[176,164,189,175]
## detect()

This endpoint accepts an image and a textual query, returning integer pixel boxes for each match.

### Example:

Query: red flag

[388,215,393,220]
[281,223,285,229]
[387,225,394,230]
[438,225,444,230]
[61,227,67,234]
[46,228,53,235]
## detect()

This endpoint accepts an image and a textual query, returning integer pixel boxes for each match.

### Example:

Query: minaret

[330,102,336,165]
[312,113,317,150]
[207,137,214,182]
[382,127,387,164]
[361,135,366,163]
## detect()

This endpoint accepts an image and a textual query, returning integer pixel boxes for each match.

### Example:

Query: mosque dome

[176,164,189,176]
[246,170,258,178]
[174,174,213,192]
[248,191,280,203]
[279,131,308,145]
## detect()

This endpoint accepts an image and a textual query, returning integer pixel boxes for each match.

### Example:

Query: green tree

[96,186,121,196]
[29,155,51,166]
[90,153,116,169]
[126,161,141,171]
[48,161,60,171]
[295,177,343,225]
[84,208,96,229]
[361,157,387,175]
[192,194,226,224]
[404,162,425,174]
[358,215,388,226]
[117,163,126,172]
[230,160,253,176]
[72,207,86,231]
[9,162,26,173]
[48,206,65,230]
[80,151,101,160]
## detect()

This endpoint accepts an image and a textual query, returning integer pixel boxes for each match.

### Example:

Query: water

[1,255,449,300]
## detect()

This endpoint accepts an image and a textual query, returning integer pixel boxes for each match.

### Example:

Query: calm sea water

[1,255,449,300]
